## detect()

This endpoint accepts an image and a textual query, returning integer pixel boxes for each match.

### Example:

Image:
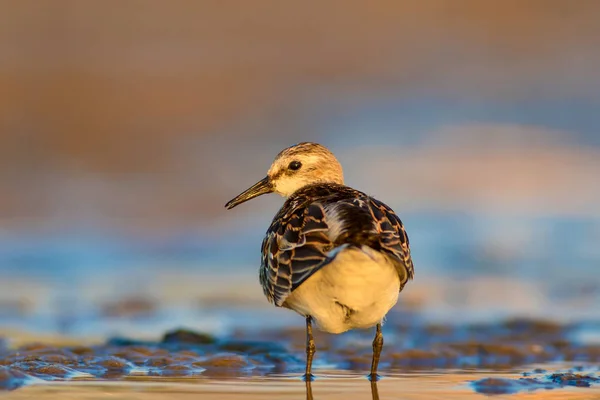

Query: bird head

[225,142,344,209]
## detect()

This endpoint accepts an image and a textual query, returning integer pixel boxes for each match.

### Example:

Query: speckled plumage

[225,141,415,380]
[259,182,414,308]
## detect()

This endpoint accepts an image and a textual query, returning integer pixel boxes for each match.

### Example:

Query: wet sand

[4,370,600,400]
[1,318,599,398]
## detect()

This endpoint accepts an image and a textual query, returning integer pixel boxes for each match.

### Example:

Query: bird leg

[303,316,316,381]
[305,379,314,400]
[370,379,380,400]
[369,323,384,381]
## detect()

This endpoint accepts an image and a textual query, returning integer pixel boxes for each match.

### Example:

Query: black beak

[225,176,273,210]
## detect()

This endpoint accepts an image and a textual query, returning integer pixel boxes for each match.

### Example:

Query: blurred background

[1,1,599,340]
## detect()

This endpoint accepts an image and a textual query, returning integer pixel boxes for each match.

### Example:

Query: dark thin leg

[305,379,314,400]
[369,323,383,381]
[370,379,380,400]
[302,316,316,381]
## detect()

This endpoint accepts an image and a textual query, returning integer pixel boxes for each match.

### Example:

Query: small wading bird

[225,142,414,381]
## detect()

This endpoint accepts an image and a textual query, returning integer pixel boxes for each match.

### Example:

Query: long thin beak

[225,176,273,210]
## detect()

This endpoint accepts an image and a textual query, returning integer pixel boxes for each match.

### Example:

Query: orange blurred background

[2,1,600,232]
[1,1,599,335]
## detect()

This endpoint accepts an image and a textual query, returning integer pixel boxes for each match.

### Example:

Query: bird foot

[367,373,381,382]
[302,373,316,382]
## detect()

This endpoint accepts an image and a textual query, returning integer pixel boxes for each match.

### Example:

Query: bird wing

[260,199,333,307]
[260,188,414,307]
[364,197,415,288]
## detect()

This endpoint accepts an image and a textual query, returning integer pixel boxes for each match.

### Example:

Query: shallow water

[1,316,599,397]
[1,212,599,398]
[3,368,600,400]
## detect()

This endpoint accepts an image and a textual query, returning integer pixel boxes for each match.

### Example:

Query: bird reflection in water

[305,379,379,400]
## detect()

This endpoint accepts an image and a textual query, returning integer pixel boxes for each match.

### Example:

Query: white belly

[284,245,400,334]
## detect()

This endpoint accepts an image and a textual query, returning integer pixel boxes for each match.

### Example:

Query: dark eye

[288,161,302,171]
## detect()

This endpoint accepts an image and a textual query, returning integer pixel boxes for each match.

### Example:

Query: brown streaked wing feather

[260,201,332,307]
[366,197,415,288]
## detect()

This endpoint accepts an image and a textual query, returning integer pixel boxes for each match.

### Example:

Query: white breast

[284,245,400,334]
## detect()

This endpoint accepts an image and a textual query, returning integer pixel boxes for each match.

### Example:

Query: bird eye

[288,161,302,171]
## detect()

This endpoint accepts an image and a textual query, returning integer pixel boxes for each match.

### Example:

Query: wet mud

[472,367,600,395]
[1,318,599,393]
